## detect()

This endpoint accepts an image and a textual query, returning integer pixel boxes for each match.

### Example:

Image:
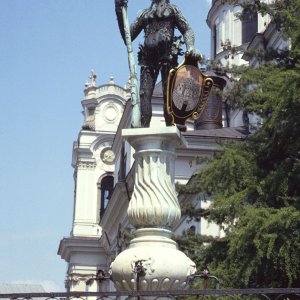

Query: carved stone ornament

[111,228,196,295]
[103,103,119,123]
[131,254,155,276]
[82,115,95,131]
[67,273,95,286]
[77,161,97,170]
[167,52,213,129]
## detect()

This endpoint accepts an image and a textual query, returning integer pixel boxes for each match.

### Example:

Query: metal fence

[0,289,300,300]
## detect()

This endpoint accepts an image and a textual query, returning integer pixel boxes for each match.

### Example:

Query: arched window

[242,9,258,44]
[213,17,221,57]
[99,175,114,218]
[188,225,196,235]
[213,24,217,57]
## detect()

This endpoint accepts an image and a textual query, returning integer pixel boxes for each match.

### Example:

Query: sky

[0,0,212,292]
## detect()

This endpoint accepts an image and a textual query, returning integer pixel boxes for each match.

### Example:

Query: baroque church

[58,0,287,293]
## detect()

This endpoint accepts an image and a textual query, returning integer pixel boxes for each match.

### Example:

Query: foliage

[177,0,300,289]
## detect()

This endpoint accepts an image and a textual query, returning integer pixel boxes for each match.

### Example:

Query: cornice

[58,236,104,262]
[77,161,97,170]
[81,93,127,108]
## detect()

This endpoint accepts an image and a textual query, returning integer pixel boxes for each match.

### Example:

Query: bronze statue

[115,0,202,127]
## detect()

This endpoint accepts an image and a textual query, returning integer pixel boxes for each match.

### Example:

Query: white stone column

[111,127,196,297]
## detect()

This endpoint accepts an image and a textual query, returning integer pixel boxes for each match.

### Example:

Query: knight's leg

[140,65,159,127]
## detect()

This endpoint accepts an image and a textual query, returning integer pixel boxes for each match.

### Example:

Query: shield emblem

[167,53,213,129]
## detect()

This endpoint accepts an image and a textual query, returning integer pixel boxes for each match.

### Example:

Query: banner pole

[121,5,141,128]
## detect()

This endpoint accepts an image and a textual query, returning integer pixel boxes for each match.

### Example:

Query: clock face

[100,148,115,164]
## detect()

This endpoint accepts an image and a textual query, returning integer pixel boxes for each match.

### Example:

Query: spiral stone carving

[128,149,181,228]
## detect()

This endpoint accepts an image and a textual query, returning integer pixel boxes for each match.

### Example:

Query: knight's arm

[173,6,195,51]
[173,6,202,60]
[130,11,145,41]
[115,0,144,44]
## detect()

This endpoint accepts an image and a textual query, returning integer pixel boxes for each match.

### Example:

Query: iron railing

[0,289,300,300]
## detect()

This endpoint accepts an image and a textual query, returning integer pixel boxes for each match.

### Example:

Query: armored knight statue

[115,0,202,127]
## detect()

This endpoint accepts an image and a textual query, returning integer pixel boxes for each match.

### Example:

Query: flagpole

[121,5,141,128]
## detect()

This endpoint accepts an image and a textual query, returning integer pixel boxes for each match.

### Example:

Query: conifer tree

[178,0,300,288]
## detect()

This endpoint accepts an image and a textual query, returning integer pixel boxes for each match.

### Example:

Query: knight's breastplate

[144,19,174,51]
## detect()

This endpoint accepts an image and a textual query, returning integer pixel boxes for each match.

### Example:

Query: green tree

[177,0,300,288]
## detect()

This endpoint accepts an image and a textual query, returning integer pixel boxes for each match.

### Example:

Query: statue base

[110,127,196,298]
[111,228,195,297]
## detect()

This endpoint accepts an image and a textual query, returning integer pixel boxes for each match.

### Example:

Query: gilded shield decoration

[167,53,213,129]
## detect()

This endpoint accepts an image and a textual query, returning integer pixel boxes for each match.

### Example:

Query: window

[224,10,230,42]
[99,175,114,218]
[88,107,95,116]
[213,24,217,57]
[242,10,258,44]
[213,18,222,57]
[188,225,196,235]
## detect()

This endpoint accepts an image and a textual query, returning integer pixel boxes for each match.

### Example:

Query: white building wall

[72,163,100,236]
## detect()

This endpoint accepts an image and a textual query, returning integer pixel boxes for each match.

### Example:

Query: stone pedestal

[111,127,196,297]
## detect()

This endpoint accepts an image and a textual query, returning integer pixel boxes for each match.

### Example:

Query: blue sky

[0,0,211,291]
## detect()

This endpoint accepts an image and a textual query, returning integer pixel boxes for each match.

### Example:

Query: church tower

[207,0,271,66]
[58,72,128,292]
[206,0,271,128]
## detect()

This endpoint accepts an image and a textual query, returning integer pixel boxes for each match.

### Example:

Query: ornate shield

[167,53,213,129]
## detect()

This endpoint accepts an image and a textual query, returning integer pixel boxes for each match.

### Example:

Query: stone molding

[102,102,120,124]
[77,161,97,170]
[67,273,94,286]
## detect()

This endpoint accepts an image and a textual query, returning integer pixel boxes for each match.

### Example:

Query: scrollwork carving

[67,273,95,286]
